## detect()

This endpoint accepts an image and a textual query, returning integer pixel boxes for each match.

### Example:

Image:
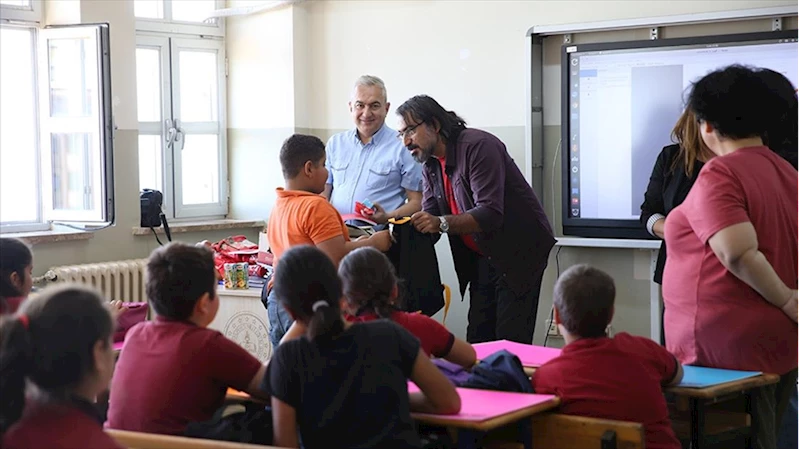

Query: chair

[107,429,281,449]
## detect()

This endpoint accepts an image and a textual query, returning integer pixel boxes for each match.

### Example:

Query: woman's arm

[408,348,461,414]
[271,397,299,448]
[708,222,797,321]
[640,146,671,238]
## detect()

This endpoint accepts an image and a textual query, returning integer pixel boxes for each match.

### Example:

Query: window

[0,0,41,23]
[135,0,228,219]
[134,0,224,37]
[0,20,114,232]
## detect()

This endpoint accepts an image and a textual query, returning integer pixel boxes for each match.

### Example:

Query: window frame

[169,36,228,219]
[0,0,42,24]
[136,24,228,220]
[38,24,115,224]
[0,19,115,233]
[134,0,225,38]
[0,24,46,233]
[136,34,174,218]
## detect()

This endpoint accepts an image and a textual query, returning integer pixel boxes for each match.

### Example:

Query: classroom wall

[267,0,794,343]
[19,0,796,343]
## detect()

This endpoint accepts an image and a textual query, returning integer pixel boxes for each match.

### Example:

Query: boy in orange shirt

[266,134,392,347]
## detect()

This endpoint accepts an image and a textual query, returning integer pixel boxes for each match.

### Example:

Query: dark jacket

[640,144,703,284]
[422,128,555,297]
[385,221,444,317]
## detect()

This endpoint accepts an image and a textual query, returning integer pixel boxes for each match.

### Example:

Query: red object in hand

[355,201,375,217]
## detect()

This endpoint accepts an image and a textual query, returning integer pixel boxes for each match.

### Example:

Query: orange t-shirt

[267,188,350,285]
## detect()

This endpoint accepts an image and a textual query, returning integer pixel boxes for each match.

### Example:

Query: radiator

[48,259,148,303]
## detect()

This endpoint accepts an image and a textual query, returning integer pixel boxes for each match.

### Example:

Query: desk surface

[411,388,559,431]
[226,388,559,432]
[216,286,262,298]
[666,373,780,399]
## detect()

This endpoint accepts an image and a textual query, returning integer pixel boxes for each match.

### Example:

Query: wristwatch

[438,216,450,234]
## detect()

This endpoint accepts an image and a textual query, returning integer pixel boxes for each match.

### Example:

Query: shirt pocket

[367,162,397,190]
[329,160,350,185]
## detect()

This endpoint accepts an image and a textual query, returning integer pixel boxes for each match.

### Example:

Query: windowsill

[132,218,265,236]
[4,227,95,245]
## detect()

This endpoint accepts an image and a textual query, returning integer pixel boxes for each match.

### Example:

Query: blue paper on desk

[678,366,762,388]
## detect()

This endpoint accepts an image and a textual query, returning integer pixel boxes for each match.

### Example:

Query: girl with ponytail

[339,247,476,368]
[1,285,121,449]
[266,245,460,449]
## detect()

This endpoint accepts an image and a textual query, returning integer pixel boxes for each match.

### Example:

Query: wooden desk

[226,388,266,404]
[410,388,560,432]
[665,373,780,449]
[227,388,559,433]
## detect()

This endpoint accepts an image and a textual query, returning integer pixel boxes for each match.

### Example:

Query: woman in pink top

[663,65,797,449]
[0,237,34,315]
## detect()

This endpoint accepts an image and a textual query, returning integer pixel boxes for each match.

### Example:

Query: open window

[0,21,114,232]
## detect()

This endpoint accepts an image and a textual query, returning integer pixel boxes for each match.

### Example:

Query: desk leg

[745,390,756,449]
[649,249,662,343]
[689,398,706,449]
[457,429,478,449]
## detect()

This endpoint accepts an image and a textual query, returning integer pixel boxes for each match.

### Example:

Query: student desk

[666,373,780,449]
[226,388,266,404]
[226,387,560,432]
[410,388,559,432]
[472,340,561,377]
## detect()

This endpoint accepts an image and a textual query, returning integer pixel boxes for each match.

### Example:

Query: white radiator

[48,259,148,303]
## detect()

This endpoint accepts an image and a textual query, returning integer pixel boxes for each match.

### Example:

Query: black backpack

[184,402,273,445]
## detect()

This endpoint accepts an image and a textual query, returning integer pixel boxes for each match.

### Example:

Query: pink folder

[473,340,561,367]
[408,382,556,421]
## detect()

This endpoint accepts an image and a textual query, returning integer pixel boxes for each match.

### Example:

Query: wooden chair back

[107,429,280,449]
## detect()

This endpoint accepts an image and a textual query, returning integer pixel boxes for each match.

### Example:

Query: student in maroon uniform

[106,243,268,436]
[0,237,34,316]
[532,265,683,449]
[266,245,460,449]
[1,285,121,449]
[339,247,476,367]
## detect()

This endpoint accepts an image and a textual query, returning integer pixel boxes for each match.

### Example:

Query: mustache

[407,144,419,151]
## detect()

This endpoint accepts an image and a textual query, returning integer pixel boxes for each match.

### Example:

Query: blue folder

[677,365,762,388]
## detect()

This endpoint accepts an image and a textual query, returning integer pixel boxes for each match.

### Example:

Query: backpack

[184,402,273,445]
[461,349,534,393]
[458,350,533,449]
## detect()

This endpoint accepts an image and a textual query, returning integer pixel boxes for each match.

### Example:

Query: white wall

[305,0,794,130]
[299,0,796,343]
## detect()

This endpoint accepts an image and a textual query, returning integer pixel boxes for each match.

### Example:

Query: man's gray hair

[352,75,387,102]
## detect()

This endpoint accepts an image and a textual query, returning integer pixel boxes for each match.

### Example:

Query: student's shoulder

[357,319,414,341]
[613,332,668,358]
[458,128,505,150]
[394,311,447,331]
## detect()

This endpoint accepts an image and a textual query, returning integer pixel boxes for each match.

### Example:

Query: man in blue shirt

[323,76,423,225]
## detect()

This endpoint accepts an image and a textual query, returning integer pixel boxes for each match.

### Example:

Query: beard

[408,144,433,164]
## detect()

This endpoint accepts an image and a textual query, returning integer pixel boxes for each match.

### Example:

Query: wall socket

[545,319,561,337]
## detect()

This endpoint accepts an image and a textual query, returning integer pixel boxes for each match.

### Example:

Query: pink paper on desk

[408,382,556,422]
[473,340,561,367]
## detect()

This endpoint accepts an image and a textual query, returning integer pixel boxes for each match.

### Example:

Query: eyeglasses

[397,121,425,140]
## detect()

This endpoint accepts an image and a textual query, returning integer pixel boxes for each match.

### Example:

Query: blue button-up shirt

[326,123,423,215]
